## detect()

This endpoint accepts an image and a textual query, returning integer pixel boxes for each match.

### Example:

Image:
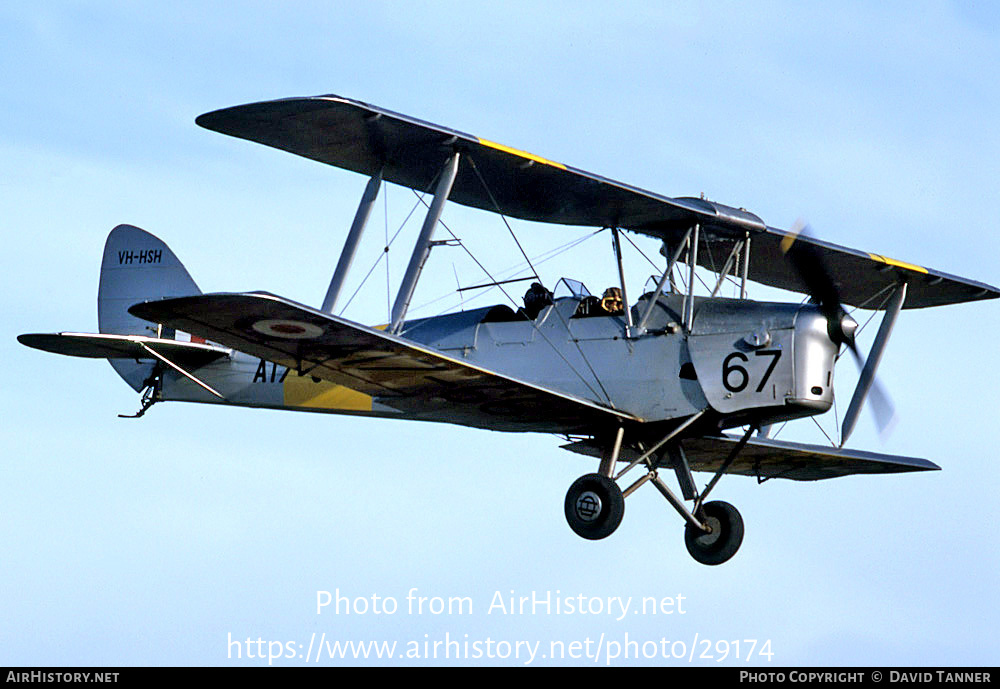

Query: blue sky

[2,1,999,666]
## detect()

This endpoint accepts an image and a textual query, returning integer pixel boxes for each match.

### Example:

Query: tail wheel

[564,473,625,540]
[684,500,744,565]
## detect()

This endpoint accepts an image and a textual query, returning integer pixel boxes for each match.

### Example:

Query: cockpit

[481,277,627,323]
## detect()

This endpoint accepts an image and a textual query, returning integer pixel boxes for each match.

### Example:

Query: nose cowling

[788,305,838,414]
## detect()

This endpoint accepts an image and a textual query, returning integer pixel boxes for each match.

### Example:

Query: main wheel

[564,473,625,540]
[684,500,744,565]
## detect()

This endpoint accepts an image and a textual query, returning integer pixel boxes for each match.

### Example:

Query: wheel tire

[684,500,744,565]
[564,473,625,540]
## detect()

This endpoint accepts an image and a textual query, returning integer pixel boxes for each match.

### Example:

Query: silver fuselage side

[160,293,841,433]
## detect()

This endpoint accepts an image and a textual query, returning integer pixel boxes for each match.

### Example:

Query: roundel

[251,319,324,339]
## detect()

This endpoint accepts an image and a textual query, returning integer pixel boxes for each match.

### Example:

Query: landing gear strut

[563,418,752,565]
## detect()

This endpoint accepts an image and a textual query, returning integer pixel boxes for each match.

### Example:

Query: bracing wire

[338,191,425,316]
[411,229,601,316]
[338,165,451,318]
[467,157,540,283]
[461,157,617,404]
[405,188,611,403]
[618,229,661,272]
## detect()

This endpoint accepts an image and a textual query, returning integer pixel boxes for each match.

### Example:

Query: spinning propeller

[780,222,899,445]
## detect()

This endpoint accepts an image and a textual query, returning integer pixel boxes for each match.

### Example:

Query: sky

[2,1,999,667]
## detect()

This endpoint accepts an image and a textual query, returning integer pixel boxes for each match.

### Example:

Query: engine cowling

[687,299,839,428]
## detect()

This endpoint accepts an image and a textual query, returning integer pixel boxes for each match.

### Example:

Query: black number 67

[722,349,782,393]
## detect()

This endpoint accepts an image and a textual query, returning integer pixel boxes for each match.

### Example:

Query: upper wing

[197,95,999,309]
[562,434,939,481]
[195,95,725,234]
[128,291,642,432]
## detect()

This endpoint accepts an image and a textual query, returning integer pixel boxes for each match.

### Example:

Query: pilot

[600,287,624,315]
[523,282,554,320]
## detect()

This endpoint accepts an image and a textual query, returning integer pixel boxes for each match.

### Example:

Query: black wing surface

[128,292,642,432]
[679,435,940,481]
[18,332,229,368]
[197,95,999,309]
[562,434,939,481]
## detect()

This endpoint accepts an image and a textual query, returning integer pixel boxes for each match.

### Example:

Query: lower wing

[562,434,940,481]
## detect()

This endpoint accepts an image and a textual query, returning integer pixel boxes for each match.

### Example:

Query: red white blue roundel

[251,319,324,339]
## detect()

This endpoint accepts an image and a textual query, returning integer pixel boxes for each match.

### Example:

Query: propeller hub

[833,311,858,347]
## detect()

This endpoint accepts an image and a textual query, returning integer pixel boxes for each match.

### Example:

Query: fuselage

[160,291,841,434]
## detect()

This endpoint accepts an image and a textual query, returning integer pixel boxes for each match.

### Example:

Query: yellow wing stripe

[477,138,567,170]
[868,254,929,274]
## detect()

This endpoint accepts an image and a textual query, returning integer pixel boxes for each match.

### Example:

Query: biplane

[19,95,1000,564]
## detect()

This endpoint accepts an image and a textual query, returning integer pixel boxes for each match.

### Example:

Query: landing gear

[684,500,744,566]
[563,419,754,565]
[118,371,162,419]
[564,473,625,540]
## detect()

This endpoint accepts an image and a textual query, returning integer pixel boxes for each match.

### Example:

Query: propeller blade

[839,284,906,445]
[781,221,903,445]
[841,341,897,443]
[780,222,849,341]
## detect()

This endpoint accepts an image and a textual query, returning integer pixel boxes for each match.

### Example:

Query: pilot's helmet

[525,282,549,301]
[601,287,623,313]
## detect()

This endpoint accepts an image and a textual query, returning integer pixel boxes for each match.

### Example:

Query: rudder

[98,224,201,389]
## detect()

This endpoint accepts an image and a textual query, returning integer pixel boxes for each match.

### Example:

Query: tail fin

[99,224,201,389]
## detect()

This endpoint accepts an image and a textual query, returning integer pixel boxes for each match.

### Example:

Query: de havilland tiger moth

[19,95,1000,564]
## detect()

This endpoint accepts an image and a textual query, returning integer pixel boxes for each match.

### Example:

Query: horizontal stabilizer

[127,291,640,432]
[563,435,940,481]
[18,332,230,369]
